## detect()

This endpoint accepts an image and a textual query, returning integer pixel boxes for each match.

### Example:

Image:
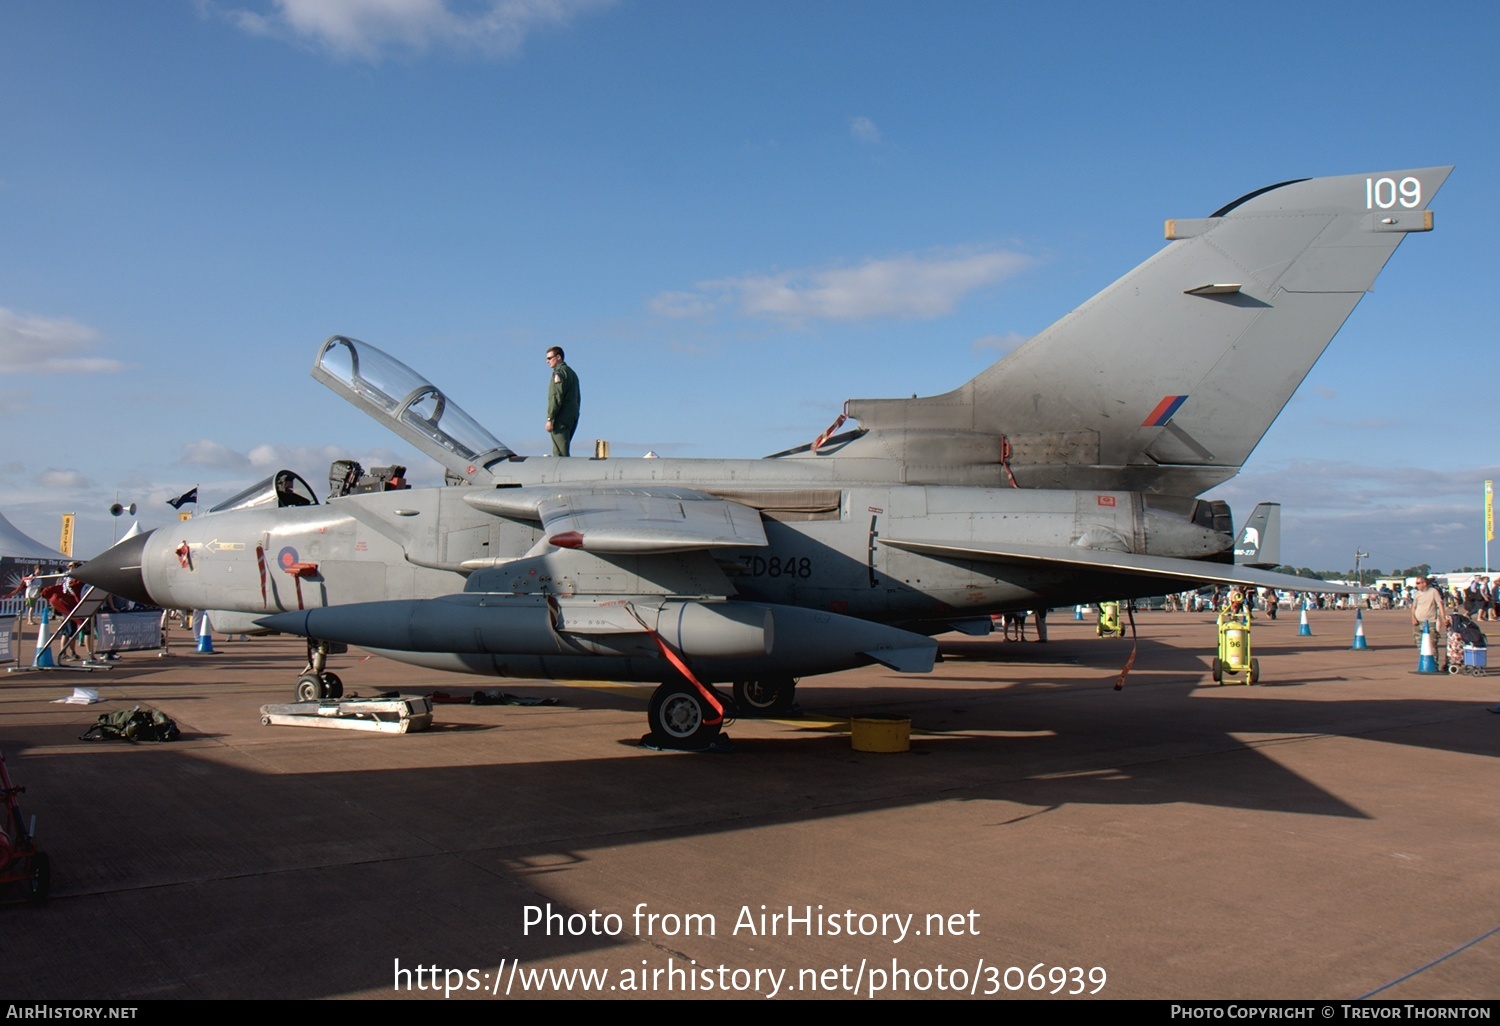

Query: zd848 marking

[742,555,813,579]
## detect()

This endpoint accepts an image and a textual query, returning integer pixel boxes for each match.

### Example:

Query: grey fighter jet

[79,166,1450,747]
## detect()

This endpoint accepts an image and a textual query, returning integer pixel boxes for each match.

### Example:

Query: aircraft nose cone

[74,529,156,606]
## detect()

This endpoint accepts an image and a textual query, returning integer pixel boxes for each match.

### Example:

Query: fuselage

[90,452,1229,682]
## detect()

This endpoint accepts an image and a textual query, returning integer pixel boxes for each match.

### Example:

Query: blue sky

[2,1,1494,573]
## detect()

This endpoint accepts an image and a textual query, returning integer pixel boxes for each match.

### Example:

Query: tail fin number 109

[1367,177,1420,209]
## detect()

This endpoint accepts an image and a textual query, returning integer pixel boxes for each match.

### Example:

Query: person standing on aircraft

[544,346,581,457]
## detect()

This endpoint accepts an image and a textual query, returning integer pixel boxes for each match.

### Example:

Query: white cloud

[248,442,369,470]
[181,439,407,476]
[0,307,123,375]
[971,332,1028,359]
[218,0,615,60]
[1207,460,1500,571]
[653,249,1032,326]
[37,468,92,489]
[182,439,251,469]
[0,387,31,418]
[849,116,881,144]
[648,291,717,320]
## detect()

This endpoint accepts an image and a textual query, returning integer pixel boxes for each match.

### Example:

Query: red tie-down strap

[622,604,725,726]
[645,631,726,726]
[810,407,848,453]
[282,562,318,611]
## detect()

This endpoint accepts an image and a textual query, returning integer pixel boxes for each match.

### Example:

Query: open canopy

[311,335,514,486]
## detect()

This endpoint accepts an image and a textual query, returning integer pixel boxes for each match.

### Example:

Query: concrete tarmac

[2,608,1497,1001]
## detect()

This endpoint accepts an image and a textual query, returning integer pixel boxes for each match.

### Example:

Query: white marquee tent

[0,510,67,562]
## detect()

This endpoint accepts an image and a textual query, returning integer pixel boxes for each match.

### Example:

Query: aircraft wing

[880,538,1369,595]
[464,488,768,553]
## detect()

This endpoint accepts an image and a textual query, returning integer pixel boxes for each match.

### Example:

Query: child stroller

[1446,612,1488,677]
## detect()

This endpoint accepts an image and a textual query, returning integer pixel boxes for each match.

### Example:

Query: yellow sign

[59,513,75,557]
[179,512,193,522]
[1487,480,1494,543]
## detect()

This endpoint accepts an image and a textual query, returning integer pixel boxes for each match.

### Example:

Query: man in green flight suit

[544,346,581,456]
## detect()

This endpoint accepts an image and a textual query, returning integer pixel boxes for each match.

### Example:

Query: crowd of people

[2,562,148,664]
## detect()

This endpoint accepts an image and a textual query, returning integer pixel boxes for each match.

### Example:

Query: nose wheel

[295,639,343,701]
[295,672,343,702]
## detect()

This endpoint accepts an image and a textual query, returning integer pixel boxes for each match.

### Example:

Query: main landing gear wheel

[648,681,723,749]
[295,672,344,702]
[732,677,796,717]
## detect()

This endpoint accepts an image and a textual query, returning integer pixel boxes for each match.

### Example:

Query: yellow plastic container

[850,715,911,752]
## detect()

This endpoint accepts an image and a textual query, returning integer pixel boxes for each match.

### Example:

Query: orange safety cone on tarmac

[33,606,56,669]
[1416,621,1439,674]
[195,612,215,654]
[1298,601,1312,636]
[1351,608,1368,650]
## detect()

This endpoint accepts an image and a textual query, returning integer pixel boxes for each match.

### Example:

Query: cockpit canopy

[311,336,514,486]
[209,470,319,514]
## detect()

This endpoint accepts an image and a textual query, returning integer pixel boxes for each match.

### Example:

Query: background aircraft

[78,166,1449,747]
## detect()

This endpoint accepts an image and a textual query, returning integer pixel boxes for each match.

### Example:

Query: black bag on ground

[80,706,180,743]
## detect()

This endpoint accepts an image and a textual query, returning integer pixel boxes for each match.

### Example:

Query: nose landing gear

[295,639,345,701]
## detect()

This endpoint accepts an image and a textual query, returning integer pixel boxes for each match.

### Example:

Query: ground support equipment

[1213,609,1261,685]
[260,696,433,734]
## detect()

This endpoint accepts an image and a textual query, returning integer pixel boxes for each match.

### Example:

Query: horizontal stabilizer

[880,537,1367,595]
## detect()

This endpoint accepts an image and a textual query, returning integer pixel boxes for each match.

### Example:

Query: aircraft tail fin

[1233,502,1281,569]
[838,167,1451,500]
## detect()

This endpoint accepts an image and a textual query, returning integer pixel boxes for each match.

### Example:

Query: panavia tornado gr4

[79,166,1450,747]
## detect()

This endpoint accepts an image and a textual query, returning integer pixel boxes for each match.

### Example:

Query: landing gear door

[311,336,514,486]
